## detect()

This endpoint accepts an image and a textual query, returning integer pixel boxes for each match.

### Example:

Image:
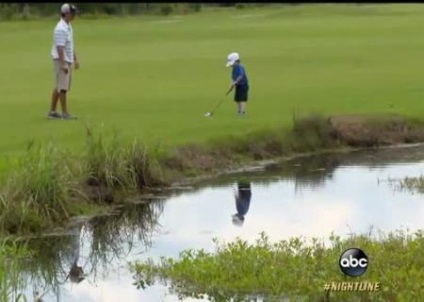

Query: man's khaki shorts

[53,59,72,92]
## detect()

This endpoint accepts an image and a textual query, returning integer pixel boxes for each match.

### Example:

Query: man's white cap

[226,52,240,67]
[61,3,79,14]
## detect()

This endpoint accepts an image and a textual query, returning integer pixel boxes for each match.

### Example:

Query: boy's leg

[235,85,247,114]
[234,86,241,113]
[240,102,246,113]
[240,85,248,114]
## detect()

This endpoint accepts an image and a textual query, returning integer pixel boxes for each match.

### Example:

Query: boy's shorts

[234,85,249,102]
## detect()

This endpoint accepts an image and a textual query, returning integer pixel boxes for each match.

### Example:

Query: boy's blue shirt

[232,64,249,86]
[236,190,251,217]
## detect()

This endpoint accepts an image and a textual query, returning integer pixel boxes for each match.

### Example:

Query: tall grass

[83,126,162,191]
[0,126,163,235]
[0,142,78,234]
[84,127,135,190]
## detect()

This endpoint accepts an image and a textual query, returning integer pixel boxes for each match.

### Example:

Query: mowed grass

[2,4,424,167]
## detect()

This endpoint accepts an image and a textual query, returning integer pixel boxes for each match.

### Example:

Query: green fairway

[2,4,424,161]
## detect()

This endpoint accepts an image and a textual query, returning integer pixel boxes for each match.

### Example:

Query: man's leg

[59,90,76,120]
[58,63,77,120]
[59,90,68,115]
[48,60,62,119]
[47,88,61,118]
[50,89,59,112]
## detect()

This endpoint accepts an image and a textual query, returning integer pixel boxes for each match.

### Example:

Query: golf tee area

[3,4,424,234]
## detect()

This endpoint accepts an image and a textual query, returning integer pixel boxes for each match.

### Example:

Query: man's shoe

[47,111,62,119]
[62,113,78,120]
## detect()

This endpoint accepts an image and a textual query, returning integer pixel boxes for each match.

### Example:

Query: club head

[204,112,212,118]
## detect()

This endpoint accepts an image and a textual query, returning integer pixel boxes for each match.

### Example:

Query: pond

[17,145,424,301]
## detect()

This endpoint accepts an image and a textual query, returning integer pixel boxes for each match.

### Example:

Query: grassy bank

[131,229,424,301]
[1,114,424,236]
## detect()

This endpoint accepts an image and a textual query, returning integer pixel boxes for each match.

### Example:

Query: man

[64,223,85,284]
[47,3,80,120]
[232,181,252,226]
[226,52,250,116]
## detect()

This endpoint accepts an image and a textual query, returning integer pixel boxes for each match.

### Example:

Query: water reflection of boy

[232,182,252,226]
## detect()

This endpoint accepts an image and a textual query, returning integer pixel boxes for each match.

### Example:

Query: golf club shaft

[210,98,226,114]
[210,87,233,114]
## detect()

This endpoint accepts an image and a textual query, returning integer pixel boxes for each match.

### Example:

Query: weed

[132,229,424,301]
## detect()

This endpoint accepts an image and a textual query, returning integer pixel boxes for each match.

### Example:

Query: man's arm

[56,46,68,72]
[56,46,65,62]
[73,51,79,69]
[55,29,68,72]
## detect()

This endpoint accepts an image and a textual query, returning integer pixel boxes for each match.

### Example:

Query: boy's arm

[233,75,243,85]
[232,66,244,86]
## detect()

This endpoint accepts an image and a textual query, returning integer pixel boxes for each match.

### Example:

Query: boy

[232,181,252,226]
[226,52,249,115]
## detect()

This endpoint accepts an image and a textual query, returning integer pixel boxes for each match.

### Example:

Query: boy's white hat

[232,214,244,226]
[226,52,240,67]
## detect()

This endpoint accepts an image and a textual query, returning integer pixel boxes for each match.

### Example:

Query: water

[17,145,424,301]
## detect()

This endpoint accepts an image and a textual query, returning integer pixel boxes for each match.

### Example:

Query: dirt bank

[158,114,424,176]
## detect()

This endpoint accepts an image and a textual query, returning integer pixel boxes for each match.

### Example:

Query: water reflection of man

[69,261,84,283]
[64,224,85,284]
[232,181,252,226]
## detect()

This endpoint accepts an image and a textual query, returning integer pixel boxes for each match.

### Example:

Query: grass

[3,4,424,298]
[131,229,424,301]
[2,4,424,234]
[2,4,424,164]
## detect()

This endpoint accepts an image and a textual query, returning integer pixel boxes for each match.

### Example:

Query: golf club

[204,86,234,118]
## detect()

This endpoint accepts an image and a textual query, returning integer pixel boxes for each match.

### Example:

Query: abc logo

[339,248,368,277]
